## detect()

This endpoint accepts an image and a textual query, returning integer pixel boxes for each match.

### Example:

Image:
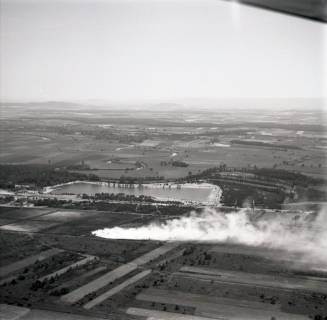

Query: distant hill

[0,101,81,108]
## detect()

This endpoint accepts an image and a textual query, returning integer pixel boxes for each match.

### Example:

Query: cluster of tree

[135,161,145,169]
[32,198,73,208]
[202,129,250,137]
[0,164,100,189]
[160,160,189,167]
[118,175,164,184]
[248,168,325,187]
[30,280,46,291]
[171,161,189,167]
[66,163,90,170]
[179,164,293,208]
[182,245,196,256]
[177,163,228,181]
[51,287,69,296]
[231,139,302,150]
[31,198,194,215]
[218,182,286,209]
[81,192,155,202]
[84,130,149,143]
[0,195,14,204]
[296,187,327,202]
[182,164,325,189]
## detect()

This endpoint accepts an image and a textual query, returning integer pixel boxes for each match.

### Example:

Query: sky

[0,0,326,102]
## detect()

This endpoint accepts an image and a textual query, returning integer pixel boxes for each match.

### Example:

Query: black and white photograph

[0,0,326,319]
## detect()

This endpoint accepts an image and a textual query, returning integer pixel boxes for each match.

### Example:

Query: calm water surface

[51,182,219,203]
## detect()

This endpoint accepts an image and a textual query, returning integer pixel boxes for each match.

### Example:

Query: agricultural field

[1,0,326,317]
[0,205,327,319]
[0,104,326,320]
[1,105,326,181]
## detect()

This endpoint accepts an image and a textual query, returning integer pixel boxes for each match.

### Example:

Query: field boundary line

[61,242,178,304]
[83,269,152,309]
[126,307,214,320]
[38,255,98,282]
[0,248,63,279]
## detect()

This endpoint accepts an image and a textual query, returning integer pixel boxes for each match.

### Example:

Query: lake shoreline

[44,181,221,205]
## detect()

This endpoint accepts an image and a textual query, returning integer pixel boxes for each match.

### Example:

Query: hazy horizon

[1,97,326,112]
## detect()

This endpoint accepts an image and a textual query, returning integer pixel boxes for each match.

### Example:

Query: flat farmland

[0,207,160,264]
[0,232,48,266]
[48,266,108,295]
[0,207,55,220]
[38,255,98,282]
[0,220,62,232]
[0,130,123,166]
[0,304,108,320]
[37,210,100,222]
[0,208,103,233]
[0,218,17,226]
[37,235,161,262]
[61,242,178,305]
[70,142,326,180]
[0,206,155,237]
[1,107,325,180]
[0,248,63,278]
[1,221,327,318]
[0,106,326,319]
[42,212,152,236]
[83,269,152,309]
[127,307,214,320]
[137,288,281,312]
[209,243,304,264]
[134,288,309,320]
[178,266,327,294]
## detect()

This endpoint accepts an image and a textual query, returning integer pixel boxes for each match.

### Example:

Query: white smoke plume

[93,206,327,269]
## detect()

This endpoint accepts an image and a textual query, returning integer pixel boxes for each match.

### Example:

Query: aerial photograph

[0,0,326,319]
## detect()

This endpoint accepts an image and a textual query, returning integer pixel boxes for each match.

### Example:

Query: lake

[47,181,221,205]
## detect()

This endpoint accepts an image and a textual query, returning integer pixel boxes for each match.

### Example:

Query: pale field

[37,210,100,222]
[134,288,309,320]
[49,266,108,295]
[209,243,303,263]
[127,307,214,320]
[127,306,308,320]
[178,266,327,294]
[61,242,179,304]
[83,269,152,309]
[137,288,280,312]
[0,304,107,320]
[0,220,62,232]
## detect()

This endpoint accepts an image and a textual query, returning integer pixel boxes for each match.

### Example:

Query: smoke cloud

[93,206,327,269]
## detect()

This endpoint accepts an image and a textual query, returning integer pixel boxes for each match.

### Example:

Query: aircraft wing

[223,0,327,22]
